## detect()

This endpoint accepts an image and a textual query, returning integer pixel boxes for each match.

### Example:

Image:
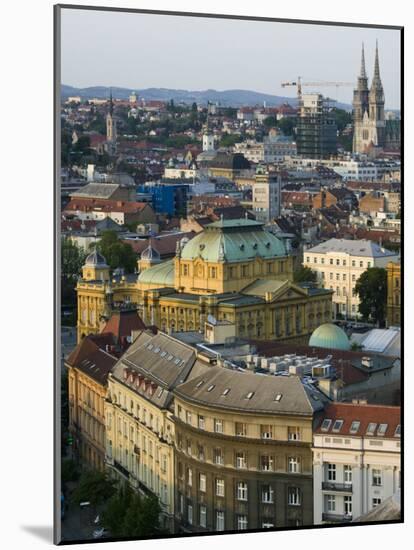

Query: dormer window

[321,419,332,431]
[332,420,344,432]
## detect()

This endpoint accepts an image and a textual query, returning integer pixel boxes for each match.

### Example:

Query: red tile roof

[64,198,150,214]
[66,335,117,385]
[101,310,146,343]
[123,231,196,257]
[315,402,400,438]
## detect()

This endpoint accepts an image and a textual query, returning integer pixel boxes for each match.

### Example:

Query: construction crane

[281,76,354,101]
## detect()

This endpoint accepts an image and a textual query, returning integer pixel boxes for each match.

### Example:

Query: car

[92,528,110,539]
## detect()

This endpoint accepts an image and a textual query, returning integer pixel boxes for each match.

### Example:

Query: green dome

[138,259,175,287]
[309,323,350,351]
[180,218,287,263]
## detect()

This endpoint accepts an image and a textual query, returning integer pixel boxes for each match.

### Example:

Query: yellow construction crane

[281,76,354,101]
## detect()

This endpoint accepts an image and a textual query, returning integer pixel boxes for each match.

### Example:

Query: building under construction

[296,93,337,159]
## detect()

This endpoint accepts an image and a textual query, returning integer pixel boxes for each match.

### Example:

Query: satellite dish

[207,314,217,325]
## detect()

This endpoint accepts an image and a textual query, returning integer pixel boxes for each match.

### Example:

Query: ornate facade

[386,261,401,327]
[353,43,387,154]
[77,219,333,343]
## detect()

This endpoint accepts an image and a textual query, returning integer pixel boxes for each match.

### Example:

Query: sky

[60,8,401,109]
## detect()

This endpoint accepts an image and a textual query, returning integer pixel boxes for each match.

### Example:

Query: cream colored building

[252,166,281,223]
[104,330,207,532]
[313,402,400,524]
[304,239,398,319]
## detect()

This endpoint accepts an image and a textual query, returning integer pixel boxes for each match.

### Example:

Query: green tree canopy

[61,238,87,305]
[355,267,387,325]
[103,485,161,538]
[96,231,137,273]
[219,134,242,147]
[71,470,118,508]
[293,265,317,283]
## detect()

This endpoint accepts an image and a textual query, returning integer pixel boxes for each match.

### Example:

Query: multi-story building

[386,261,401,327]
[105,330,206,532]
[173,366,325,532]
[77,219,333,343]
[304,238,399,318]
[66,335,117,470]
[252,166,281,223]
[313,402,401,524]
[296,93,337,159]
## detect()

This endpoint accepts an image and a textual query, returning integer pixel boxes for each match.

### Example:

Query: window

[288,457,300,473]
[237,481,248,501]
[236,452,247,469]
[216,511,225,531]
[321,419,332,432]
[344,496,353,516]
[199,473,206,493]
[336,273,340,281]
[235,422,247,436]
[187,468,192,487]
[360,261,363,268]
[344,465,352,484]
[330,272,333,280]
[198,445,205,461]
[216,479,225,497]
[199,505,207,528]
[343,260,346,266]
[372,498,382,508]
[288,427,301,441]
[349,420,360,434]
[377,423,388,436]
[237,515,248,530]
[366,423,377,435]
[186,439,192,456]
[262,484,274,503]
[332,420,344,432]
[395,425,401,437]
[326,494,336,512]
[342,273,346,281]
[261,425,272,439]
[179,493,184,514]
[214,418,223,433]
[352,274,356,282]
[187,503,193,525]
[352,260,356,267]
[372,469,382,486]
[261,455,273,471]
[186,411,192,424]
[327,464,336,481]
[288,487,301,506]
[198,415,205,430]
[214,448,224,465]
[330,259,334,265]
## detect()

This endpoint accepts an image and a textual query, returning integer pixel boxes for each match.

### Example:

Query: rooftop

[307,238,397,258]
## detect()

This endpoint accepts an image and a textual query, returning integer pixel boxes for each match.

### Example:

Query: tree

[277,117,297,137]
[103,485,161,538]
[71,470,118,508]
[293,265,317,283]
[61,238,87,306]
[219,134,242,147]
[355,267,387,325]
[96,231,137,273]
[332,108,352,133]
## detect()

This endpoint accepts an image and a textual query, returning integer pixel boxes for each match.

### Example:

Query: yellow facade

[67,364,108,470]
[386,261,401,326]
[77,220,333,343]
[105,375,176,531]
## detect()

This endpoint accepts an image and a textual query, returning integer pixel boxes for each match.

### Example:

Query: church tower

[106,89,117,152]
[202,112,215,152]
[368,41,386,147]
[352,42,386,154]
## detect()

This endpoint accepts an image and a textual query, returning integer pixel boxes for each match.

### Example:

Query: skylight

[349,420,360,434]
[195,380,205,388]
[274,393,283,402]
[332,420,344,432]
[395,424,401,437]
[160,351,167,357]
[321,419,332,431]
[154,347,160,353]
[207,384,215,392]
[167,355,173,361]
[222,388,231,396]
[245,392,255,400]
[377,423,388,436]
[366,422,377,435]
[174,358,180,365]
[147,344,153,350]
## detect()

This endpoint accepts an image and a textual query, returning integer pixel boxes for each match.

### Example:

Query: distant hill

[61,84,351,111]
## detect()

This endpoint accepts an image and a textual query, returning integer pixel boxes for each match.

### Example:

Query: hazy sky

[60,8,401,108]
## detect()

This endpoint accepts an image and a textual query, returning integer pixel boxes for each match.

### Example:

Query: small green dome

[309,323,350,351]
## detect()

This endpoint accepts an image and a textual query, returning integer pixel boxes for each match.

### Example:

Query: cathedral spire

[360,42,367,79]
[109,88,114,116]
[373,40,381,83]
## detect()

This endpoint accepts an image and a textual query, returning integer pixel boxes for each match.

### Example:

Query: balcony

[322,513,353,523]
[322,482,353,493]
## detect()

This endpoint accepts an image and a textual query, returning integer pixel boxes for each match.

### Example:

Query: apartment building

[313,402,400,524]
[304,239,398,318]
